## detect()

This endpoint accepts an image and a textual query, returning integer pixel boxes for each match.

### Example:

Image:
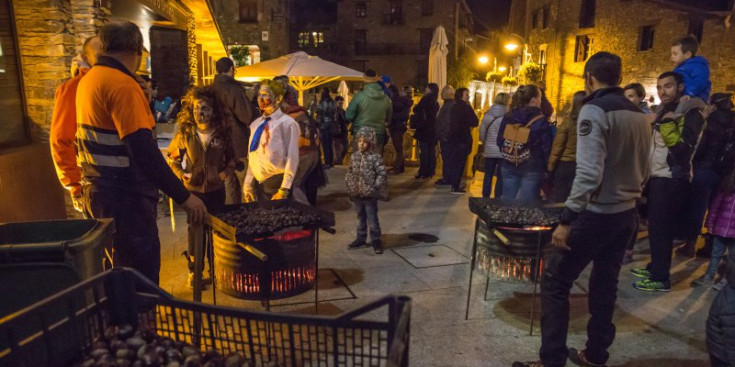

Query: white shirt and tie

[243,109,301,190]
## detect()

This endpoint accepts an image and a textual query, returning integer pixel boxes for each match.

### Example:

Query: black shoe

[450,188,466,195]
[568,348,606,367]
[435,179,450,185]
[372,240,384,254]
[348,239,368,250]
[415,174,427,179]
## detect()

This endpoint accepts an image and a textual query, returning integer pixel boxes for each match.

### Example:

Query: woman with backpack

[547,90,585,203]
[496,84,554,201]
[316,87,337,168]
[479,93,510,198]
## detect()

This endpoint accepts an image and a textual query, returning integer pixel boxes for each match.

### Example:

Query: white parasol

[428,25,449,90]
[337,80,350,107]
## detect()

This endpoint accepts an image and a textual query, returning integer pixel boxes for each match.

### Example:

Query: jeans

[390,130,406,172]
[354,198,381,242]
[681,166,720,242]
[445,143,469,190]
[540,209,637,367]
[482,157,503,198]
[86,186,161,284]
[418,139,437,177]
[500,163,544,201]
[551,161,576,203]
[705,236,735,278]
[645,177,691,282]
[320,130,334,166]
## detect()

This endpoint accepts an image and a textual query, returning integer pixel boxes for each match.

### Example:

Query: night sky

[466,0,513,33]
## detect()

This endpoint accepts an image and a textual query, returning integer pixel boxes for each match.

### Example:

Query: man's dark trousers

[645,177,691,282]
[86,186,161,284]
[540,209,637,367]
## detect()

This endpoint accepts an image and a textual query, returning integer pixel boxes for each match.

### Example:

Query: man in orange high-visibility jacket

[76,21,207,284]
[50,36,101,213]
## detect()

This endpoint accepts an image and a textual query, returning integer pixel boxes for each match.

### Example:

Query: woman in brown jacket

[168,86,236,287]
[547,91,585,203]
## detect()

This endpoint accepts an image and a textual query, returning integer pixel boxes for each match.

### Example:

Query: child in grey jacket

[345,127,388,254]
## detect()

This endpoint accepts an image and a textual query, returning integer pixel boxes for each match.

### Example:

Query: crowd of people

[49,21,735,366]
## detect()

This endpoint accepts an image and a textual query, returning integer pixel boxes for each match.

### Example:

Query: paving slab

[155,166,713,366]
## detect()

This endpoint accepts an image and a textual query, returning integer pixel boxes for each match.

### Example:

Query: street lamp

[498,66,507,72]
[504,42,520,51]
[478,55,490,65]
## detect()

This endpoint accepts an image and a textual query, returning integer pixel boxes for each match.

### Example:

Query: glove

[242,189,256,203]
[271,188,290,201]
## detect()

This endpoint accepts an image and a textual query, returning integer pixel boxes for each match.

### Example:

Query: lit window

[574,34,595,62]
[356,2,367,18]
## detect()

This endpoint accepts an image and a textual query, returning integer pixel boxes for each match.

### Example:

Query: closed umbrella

[337,80,350,107]
[235,51,364,106]
[428,25,449,90]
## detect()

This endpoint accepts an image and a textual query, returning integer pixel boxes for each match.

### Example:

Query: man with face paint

[242,80,301,201]
[76,21,207,284]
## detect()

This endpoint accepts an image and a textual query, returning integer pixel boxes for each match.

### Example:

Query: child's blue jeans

[705,236,735,278]
[354,198,381,243]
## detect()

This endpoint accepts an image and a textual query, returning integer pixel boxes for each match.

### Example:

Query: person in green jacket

[345,70,393,154]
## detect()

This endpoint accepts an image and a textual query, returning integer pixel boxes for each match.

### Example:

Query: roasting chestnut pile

[218,207,321,236]
[72,324,262,367]
[482,203,562,226]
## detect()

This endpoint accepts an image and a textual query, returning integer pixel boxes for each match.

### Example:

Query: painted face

[357,137,370,152]
[258,86,276,112]
[657,76,682,105]
[624,89,643,105]
[670,45,689,66]
[193,98,213,129]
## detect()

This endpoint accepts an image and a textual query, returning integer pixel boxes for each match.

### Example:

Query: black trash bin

[0,219,114,318]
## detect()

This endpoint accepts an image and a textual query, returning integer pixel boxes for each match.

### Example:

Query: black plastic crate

[0,268,411,367]
[0,219,114,319]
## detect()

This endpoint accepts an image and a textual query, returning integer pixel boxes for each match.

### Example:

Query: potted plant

[518,61,543,84]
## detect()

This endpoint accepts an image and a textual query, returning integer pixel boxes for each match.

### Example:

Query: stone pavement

[157,166,715,367]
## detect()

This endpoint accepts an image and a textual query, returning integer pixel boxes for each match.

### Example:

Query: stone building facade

[2,0,225,221]
[210,0,292,62]
[514,0,735,117]
[333,0,474,88]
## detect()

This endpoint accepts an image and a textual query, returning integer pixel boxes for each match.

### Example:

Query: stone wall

[210,0,291,61]
[12,0,110,142]
[521,0,735,119]
[151,26,190,100]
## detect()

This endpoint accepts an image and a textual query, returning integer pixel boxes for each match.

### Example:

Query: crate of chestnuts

[0,268,410,367]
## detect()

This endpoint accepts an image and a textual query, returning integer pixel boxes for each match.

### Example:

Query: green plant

[448,50,477,88]
[501,76,519,87]
[486,72,503,83]
[229,45,251,67]
[518,62,543,84]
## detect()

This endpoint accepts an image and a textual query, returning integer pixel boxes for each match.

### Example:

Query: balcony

[355,43,422,56]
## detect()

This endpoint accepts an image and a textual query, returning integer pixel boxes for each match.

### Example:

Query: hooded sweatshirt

[674,56,711,102]
[480,104,506,158]
[345,83,393,139]
[345,127,388,198]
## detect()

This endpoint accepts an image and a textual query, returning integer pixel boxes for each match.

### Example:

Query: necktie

[249,117,271,152]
